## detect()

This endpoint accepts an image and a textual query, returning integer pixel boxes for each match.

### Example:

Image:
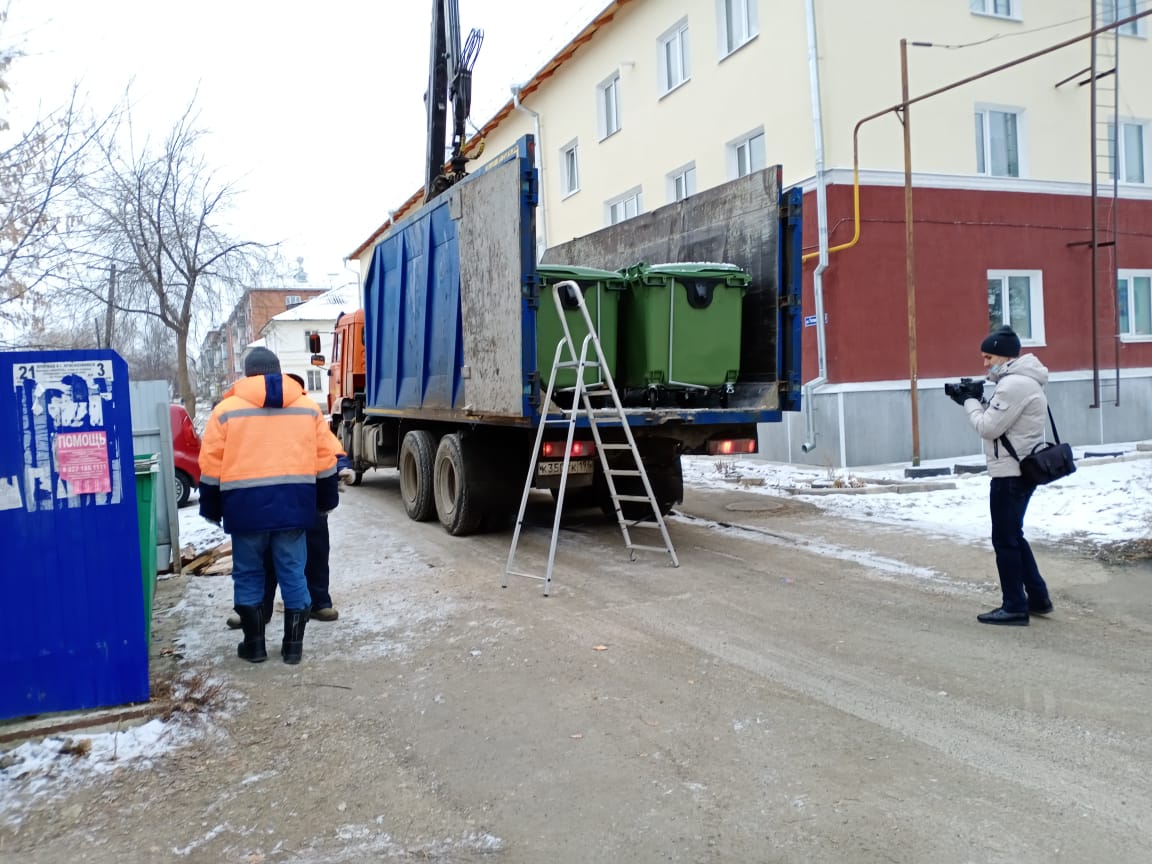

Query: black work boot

[282,607,311,665]
[235,604,268,663]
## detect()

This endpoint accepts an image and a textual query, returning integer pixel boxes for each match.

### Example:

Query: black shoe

[977,607,1029,626]
[1029,600,1054,615]
[234,604,268,662]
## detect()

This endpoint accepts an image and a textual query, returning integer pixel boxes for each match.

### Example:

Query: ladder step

[600,443,632,450]
[615,494,654,503]
[555,361,601,369]
[505,569,546,582]
[627,544,676,554]
[608,469,642,477]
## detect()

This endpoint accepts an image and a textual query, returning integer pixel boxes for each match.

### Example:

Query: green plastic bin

[134,454,158,641]
[536,265,626,389]
[620,262,751,388]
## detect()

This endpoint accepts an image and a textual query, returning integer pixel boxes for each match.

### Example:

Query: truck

[317,0,801,536]
[322,134,802,536]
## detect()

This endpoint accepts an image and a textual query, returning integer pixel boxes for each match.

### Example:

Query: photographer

[948,325,1054,626]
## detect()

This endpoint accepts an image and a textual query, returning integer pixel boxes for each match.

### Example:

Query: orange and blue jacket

[198,374,339,533]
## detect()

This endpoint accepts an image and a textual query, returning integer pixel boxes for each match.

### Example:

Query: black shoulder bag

[999,407,1077,485]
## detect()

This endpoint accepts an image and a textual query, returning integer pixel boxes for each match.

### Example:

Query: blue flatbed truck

[331,134,802,535]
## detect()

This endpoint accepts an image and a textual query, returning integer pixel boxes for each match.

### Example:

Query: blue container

[0,350,149,720]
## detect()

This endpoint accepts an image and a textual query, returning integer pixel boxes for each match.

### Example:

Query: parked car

[170,404,201,507]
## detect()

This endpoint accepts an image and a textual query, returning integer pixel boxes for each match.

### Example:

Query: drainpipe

[800,0,830,454]
[512,84,547,260]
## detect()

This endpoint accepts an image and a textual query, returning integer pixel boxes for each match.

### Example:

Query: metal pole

[104,263,117,349]
[900,39,920,467]
[1089,0,1100,408]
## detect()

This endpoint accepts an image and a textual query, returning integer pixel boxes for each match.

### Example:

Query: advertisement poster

[5,359,124,512]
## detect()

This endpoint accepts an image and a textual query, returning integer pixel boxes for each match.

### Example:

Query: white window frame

[306,369,323,391]
[975,104,1025,178]
[606,187,643,226]
[987,270,1045,346]
[717,0,759,57]
[1102,0,1146,37]
[658,19,691,96]
[1109,119,1149,184]
[597,72,622,140]
[1117,270,1152,341]
[285,294,302,307]
[727,128,766,179]
[668,162,698,202]
[969,0,1021,21]
[560,139,580,198]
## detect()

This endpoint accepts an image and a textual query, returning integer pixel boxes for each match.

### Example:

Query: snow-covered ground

[3,442,1149,826]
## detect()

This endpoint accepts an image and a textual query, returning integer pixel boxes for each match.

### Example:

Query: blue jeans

[232,530,311,610]
[989,476,1049,613]
[257,514,332,615]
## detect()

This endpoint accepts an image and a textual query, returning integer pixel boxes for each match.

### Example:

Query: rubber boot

[282,606,311,665]
[235,604,267,663]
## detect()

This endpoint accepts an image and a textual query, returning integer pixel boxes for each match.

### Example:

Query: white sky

[4,0,606,288]
[2,447,1150,827]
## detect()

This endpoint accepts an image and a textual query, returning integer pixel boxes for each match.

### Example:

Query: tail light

[706,438,756,456]
[542,441,595,458]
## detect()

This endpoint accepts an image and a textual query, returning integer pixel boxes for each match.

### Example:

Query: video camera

[944,377,986,403]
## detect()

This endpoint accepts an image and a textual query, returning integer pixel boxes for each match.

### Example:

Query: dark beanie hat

[244,346,281,376]
[980,325,1021,358]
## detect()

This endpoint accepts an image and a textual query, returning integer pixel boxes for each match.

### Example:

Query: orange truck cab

[326,309,366,427]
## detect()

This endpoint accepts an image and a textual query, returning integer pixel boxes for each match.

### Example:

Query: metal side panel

[456,152,531,418]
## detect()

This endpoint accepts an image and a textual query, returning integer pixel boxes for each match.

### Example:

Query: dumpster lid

[134,453,159,474]
[536,264,627,288]
[642,262,749,278]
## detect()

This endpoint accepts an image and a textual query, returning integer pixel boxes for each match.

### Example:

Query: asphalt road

[3,474,1151,863]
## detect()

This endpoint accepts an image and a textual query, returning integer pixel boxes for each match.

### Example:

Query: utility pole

[900,39,921,467]
[103,263,117,349]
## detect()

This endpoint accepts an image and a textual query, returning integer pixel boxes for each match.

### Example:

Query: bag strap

[999,406,1059,461]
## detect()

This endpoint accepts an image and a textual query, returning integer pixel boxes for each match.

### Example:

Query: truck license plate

[537,459,594,477]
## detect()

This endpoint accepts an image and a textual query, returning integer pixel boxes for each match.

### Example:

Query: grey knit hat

[980,326,1021,358]
[244,346,281,376]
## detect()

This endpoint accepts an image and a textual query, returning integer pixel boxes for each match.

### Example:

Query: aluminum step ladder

[503,279,679,596]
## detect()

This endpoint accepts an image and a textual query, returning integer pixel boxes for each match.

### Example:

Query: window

[729,129,766,179]
[307,369,323,390]
[719,0,759,56]
[668,163,697,202]
[969,0,1019,19]
[285,295,302,308]
[561,140,580,197]
[975,107,1022,177]
[303,329,319,351]
[1108,120,1148,184]
[987,270,1045,345]
[1102,0,1144,36]
[658,19,691,95]
[606,188,643,225]
[1117,270,1152,339]
[598,73,621,139]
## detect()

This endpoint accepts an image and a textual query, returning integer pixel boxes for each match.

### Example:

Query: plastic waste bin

[536,265,626,389]
[135,454,158,641]
[620,262,750,388]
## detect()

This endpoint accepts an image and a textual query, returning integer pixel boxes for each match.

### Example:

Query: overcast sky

[5,0,605,289]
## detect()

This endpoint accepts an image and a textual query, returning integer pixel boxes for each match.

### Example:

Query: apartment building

[352,0,1152,466]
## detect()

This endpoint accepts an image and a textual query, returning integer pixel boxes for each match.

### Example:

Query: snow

[3,442,1149,823]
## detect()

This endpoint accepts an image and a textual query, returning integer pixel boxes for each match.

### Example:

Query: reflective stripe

[201,475,221,487]
[221,474,317,490]
[218,406,320,424]
[317,466,337,479]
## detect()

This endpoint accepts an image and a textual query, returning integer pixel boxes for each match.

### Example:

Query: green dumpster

[536,264,626,389]
[620,262,751,388]
[134,454,158,641]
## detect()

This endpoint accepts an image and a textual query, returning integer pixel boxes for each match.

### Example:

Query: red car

[170,404,202,507]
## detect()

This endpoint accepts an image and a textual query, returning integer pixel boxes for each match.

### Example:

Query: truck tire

[433,433,484,536]
[399,430,437,522]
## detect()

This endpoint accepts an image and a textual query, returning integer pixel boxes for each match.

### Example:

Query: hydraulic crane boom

[425,0,483,203]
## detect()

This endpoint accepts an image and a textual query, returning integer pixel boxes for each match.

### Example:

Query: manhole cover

[725,500,786,513]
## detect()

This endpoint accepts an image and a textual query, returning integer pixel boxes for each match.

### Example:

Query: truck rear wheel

[399,430,437,522]
[434,433,484,536]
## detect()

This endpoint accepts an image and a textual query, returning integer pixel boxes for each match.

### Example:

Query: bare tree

[76,97,268,419]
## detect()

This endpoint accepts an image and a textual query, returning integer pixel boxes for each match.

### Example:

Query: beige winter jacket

[963,353,1050,478]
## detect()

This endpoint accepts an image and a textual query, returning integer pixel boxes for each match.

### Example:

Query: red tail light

[542,441,595,459]
[707,438,756,456]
